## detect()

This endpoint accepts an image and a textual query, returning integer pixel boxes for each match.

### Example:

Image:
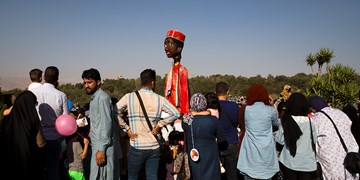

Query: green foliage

[155,75,165,95]
[2,88,23,96]
[190,75,216,95]
[304,48,360,109]
[316,48,334,66]
[315,48,335,78]
[74,72,310,106]
[3,73,315,106]
[306,63,359,109]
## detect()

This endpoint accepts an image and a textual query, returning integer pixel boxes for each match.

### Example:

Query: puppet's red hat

[166,29,185,42]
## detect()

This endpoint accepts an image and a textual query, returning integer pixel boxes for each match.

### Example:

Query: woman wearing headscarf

[342,104,360,149]
[0,91,46,179]
[237,84,280,180]
[183,93,228,180]
[275,92,317,179]
[309,95,358,179]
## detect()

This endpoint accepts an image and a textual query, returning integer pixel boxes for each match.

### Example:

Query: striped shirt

[116,88,180,150]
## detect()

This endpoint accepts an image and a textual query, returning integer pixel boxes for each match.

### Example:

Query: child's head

[205,92,220,110]
[29,68,43,83]
[168,130,184,146]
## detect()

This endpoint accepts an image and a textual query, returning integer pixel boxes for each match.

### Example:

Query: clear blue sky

[1,0,359,84]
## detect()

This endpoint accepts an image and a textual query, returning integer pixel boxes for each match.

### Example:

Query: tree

[305,48,359,109]
[306,64,359,109]
[305,52,316,75]
[315,48,334,79]
[3,73,315,107]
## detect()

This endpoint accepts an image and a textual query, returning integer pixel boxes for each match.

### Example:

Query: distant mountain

[0,77,29,91]
[0,77,79,91]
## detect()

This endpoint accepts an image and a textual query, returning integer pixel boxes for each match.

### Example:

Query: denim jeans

[220,143,239,180]
[127,146,160,180]
[244,174,271,180]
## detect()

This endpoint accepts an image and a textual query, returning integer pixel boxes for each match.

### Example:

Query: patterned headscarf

[308,95,328,111]
[190,93,207,112]
[183,93,207,125]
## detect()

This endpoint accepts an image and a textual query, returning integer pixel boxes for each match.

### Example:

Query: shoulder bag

[135,91,167,154]
[319,110,360,174]
[135,91,191,179]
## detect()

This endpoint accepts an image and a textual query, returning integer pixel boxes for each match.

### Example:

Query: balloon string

[76,132,85,139]
[76,132,92,146]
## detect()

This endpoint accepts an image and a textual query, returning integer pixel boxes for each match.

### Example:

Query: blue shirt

[89,88,120,180]
[67,99,73,112]
[275,116,317,172]
[89,88,114,151]
[218,100,239,144]
[237,102,279,179]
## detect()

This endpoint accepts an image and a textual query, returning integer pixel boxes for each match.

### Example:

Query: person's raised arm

[80,138,89,160]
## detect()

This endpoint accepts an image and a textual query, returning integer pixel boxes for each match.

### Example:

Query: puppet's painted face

[164,38,179,58]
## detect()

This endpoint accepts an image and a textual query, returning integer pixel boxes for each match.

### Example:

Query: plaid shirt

[116,88,180,150]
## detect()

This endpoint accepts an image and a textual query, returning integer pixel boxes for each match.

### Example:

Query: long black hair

[281,92,308,157]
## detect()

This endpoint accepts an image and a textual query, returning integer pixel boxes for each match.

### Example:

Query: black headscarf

[343,104,360,148]
[281,92,308,157]
[0,91,44,179]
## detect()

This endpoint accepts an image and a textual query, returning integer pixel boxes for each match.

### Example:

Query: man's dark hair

[29,68,42,82]
[215,82,229,96]
[82,68,101,81]
[140,69,156,86]
[44,66,59,84]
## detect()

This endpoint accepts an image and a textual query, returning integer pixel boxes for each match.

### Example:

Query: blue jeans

[127,147,160,180]
[220,143,239,180]
[244,174,271,180]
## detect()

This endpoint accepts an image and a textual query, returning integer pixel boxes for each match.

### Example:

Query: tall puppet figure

[164,29,190,116]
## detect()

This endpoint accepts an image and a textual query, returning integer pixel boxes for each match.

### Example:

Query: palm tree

[305,52,316,75]
[305,63,359,109]
[315,48,334,78]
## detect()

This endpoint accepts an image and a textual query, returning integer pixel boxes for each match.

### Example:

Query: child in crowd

[66,127,90,180]
[165,130,190,180]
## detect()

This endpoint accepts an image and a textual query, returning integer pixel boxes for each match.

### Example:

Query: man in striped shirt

[116,69,180,180]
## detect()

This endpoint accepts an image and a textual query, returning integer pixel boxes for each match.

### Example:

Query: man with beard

[82,68,120,180]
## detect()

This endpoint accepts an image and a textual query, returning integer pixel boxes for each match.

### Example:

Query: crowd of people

[0,29,359,180]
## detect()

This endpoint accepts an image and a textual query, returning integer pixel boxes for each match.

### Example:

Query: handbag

[135,91,167,155]
[319,110,360,174]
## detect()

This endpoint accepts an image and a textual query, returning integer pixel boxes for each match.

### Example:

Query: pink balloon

[55,114,77,136]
